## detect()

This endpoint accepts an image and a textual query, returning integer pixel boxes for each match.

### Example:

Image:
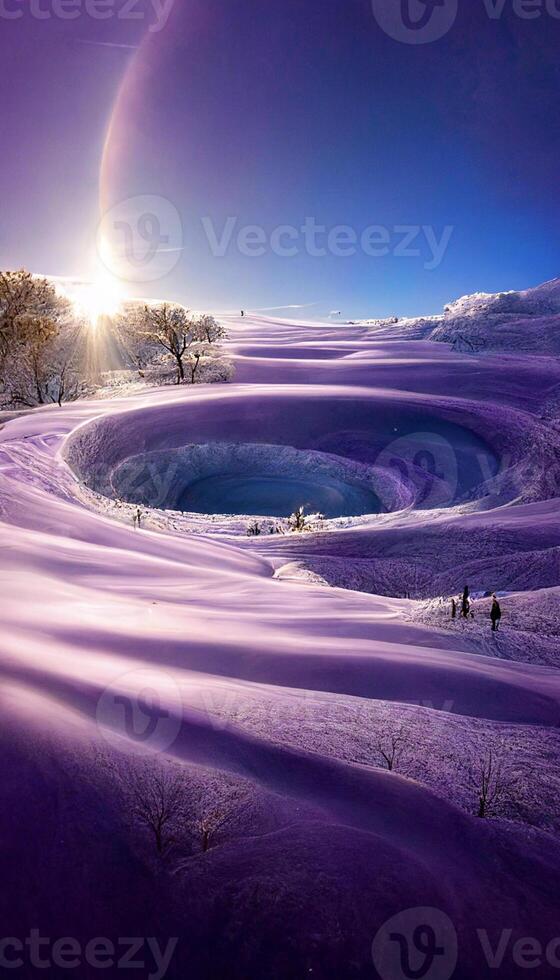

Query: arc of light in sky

[98,36,149,219]
[96,29,156,292]
[96,21,192,298]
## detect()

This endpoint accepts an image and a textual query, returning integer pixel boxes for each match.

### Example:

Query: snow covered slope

[1,306,560,977]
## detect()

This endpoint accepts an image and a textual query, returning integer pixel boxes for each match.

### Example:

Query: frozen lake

[178,472,382,517]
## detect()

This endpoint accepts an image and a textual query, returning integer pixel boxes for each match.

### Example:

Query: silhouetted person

[451,597,457,619]
[491,594,502,632]
[241,310,245,317]
[461,585,470,619]
[135,507,142,529]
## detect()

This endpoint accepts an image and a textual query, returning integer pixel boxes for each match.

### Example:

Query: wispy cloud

[76,39,140,51]
[249,302,319,312]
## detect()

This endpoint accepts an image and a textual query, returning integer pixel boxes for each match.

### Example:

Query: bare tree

[96,748,251,863]
[104,758,188,857]
[143,303,191,382]
[188,785,248,853]
[192,806,236,853]
[131,767,187,855]
[183,316,226,384]
[467,746,521,819]
[374,723,412,772]
[49,342,84,406]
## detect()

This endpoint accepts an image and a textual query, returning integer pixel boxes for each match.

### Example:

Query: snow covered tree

[6,321,81,407]
[123,304,223,384]
[0,271,85,408]
[116,304,230,386]
[197,313,227,345]
[197,351,235,384]
[0,269,68,366]
[289,506,307,532]
[134,303,192,382]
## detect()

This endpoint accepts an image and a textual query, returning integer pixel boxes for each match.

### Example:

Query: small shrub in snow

[288,506,324,533]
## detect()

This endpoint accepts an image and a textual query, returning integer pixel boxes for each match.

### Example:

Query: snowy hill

[356,277,560,355]
[2,308,560,977]
[443,277,560,319]
[429,278,560,354]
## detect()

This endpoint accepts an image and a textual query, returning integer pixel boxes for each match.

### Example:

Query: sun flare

[74,274,123,331]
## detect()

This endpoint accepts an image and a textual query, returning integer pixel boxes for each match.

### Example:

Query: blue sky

[1,0,559,319]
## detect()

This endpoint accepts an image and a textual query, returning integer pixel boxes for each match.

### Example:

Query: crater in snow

[109,443,396,518]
